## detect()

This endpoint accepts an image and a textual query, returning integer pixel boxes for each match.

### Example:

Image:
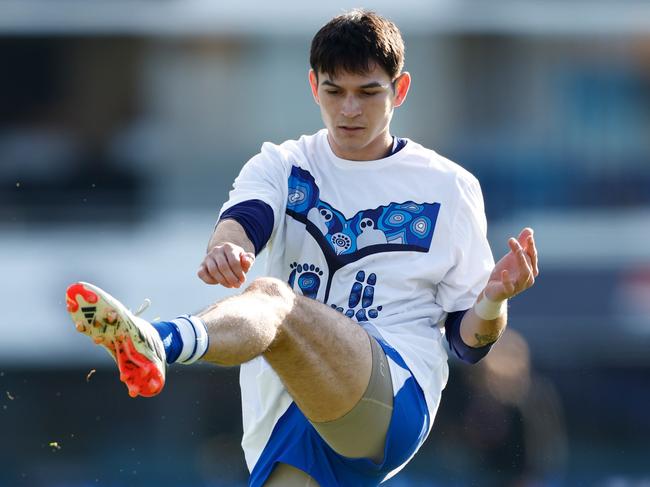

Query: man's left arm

[459,227,539,348]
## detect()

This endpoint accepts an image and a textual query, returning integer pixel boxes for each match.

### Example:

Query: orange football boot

[66,282,166,398]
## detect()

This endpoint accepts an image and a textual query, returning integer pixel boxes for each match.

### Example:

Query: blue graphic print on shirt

[288,262,324,299]
[286,166,441,255]
[285,165,441,302]
[331,270,383,322]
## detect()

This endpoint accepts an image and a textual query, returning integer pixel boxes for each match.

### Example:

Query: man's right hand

[198,243,255,288]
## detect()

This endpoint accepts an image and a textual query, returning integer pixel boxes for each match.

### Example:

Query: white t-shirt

[219,129,494,472]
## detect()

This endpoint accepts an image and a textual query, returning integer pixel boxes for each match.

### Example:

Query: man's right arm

[198,219,256,288]
[199,142,285,288]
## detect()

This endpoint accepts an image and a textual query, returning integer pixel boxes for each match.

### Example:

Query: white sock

[171,315,209,364]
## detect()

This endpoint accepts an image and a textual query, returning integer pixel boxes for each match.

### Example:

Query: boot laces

[133,298,151,317]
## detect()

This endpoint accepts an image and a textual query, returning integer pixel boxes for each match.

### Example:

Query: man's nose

[341,95,362,118]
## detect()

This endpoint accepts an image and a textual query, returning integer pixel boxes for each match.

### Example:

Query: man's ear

[392,72,411,108]
[309,70,320,104]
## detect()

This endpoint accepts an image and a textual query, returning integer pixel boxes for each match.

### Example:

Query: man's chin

[330,134,366,151]
[332,141,366,156]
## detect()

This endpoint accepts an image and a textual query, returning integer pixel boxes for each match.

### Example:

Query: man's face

[309,64,410,161]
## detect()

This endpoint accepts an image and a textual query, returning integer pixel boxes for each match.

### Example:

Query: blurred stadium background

[1,1,649,486]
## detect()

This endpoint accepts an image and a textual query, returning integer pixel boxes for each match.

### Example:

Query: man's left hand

[484,227,539,302]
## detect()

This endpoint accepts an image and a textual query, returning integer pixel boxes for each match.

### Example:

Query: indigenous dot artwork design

[331,271,383,322]
[287,166,440,256]
[288,262,324,299]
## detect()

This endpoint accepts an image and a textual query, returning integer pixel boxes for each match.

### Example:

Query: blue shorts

[249,339,430,487]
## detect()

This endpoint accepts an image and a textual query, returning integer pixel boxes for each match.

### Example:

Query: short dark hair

[310,10,405,80]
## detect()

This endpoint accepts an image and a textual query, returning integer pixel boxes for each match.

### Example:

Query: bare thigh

[262,339,393,485]
[263,289,373,423]
[199,277,373,423]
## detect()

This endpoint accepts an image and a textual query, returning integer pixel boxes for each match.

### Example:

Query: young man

[66,10,538,487]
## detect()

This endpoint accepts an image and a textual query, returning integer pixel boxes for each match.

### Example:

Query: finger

[512,238,534,286]
[214,252,242,288]
[241,252,255,273]
[517,227,534,248]
[502,269,516,296]
[507,237,520,254]
[199,262,223,285]
[518,228,539,278]
[224,249,246,284]
[197,263,219,285]
[205,256,232,288]
[519,254,535,289]
[526,234,539,277]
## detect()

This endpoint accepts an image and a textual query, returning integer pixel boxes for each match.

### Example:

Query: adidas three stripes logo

[82,306,96,325]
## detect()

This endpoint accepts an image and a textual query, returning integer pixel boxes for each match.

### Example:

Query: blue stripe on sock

[152,321,182,364]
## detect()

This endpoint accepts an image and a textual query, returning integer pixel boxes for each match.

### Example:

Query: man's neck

[327,132,394,161]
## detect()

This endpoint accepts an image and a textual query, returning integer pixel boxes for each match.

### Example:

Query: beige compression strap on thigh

[310,335,394,463]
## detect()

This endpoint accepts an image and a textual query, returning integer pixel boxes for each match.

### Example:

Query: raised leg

[198,276,372,423]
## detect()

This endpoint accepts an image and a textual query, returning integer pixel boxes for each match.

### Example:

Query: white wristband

[473,294,507,321]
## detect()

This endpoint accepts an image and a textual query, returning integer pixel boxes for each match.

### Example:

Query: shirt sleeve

[444,309,494,363]
[219,200,275,255]
[436,175,495,312]
[217,142,289,246]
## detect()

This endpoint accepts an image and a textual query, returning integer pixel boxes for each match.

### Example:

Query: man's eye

[325,90,340,95]
[362,92,378,97]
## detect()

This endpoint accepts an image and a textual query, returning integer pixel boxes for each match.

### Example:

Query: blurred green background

[1,1,649,486]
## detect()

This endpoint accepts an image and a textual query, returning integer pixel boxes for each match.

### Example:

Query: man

[66,10,538,486]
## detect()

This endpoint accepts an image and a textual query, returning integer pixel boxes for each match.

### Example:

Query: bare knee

[244,277,297,331]
[244,277,305,350]
[245,277,295,301]
[200,278,296,366]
